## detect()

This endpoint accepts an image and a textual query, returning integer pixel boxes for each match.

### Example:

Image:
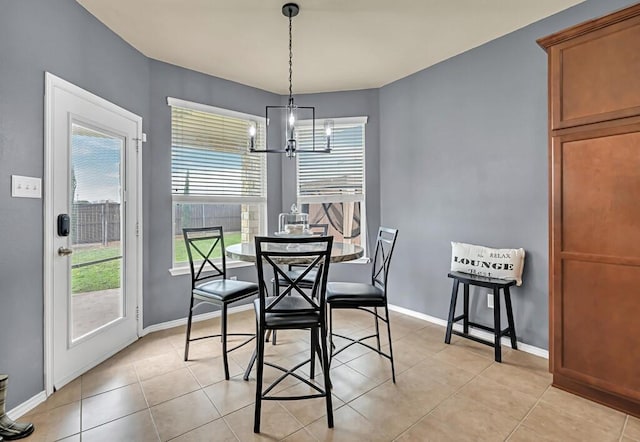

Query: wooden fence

[174,204,241,234]
[72,202,120,245]
[71,202,242,245]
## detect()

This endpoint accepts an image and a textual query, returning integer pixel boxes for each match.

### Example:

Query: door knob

[58,247,73,256]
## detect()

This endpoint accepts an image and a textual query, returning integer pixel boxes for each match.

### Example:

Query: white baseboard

[388,303,549,359]
[141,303,254,336]
[7,390,47,420]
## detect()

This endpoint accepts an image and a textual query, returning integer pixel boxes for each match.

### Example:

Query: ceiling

[76,0,585,94]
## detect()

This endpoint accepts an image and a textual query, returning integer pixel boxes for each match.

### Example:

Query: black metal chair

[326,227,399,382]
[183,226,259,380]
[268,223,329,345]
[246,236,334,433]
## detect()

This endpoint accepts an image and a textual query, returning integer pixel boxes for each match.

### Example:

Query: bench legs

[444,278,517,362]
[444,280,459,344]
[504,286,518,350]
[493,286,502,362]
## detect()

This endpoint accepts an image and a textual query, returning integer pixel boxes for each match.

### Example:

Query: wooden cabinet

[538,3,640,418]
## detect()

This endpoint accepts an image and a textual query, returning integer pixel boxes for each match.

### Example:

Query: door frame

[43,72,144,395]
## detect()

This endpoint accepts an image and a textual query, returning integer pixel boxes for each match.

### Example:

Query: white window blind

[297,119,365,202]
[170,104,266,201]
[296,117,367,254]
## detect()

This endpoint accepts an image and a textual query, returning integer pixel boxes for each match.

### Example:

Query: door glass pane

[70,123,124,341]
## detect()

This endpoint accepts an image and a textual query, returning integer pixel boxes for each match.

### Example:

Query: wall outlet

[230,275,238,280]
[487,293,494,309]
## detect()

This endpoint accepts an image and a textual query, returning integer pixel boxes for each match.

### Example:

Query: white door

[45,73,142,390]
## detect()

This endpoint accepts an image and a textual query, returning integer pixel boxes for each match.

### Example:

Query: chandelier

[249,3,333,158]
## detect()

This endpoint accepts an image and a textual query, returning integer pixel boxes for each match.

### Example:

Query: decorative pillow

[450,242,525,286]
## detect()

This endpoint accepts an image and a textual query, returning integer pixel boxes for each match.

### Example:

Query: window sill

[169,260,255,277]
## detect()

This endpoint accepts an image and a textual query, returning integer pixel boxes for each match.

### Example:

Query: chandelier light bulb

[288,112,295,126]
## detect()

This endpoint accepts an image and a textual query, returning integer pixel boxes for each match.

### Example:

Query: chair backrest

[309,223,329,236]
[288,224,329,271]
[371,227,399,295]
[182,226,227,288]
[255,236,333,321]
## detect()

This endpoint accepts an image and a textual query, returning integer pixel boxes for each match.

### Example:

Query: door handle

[58,247,74,256]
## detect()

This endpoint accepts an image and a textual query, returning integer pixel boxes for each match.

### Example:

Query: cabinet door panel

[560,259,640,399]
[561,131,640,258]
[550,15,640,129]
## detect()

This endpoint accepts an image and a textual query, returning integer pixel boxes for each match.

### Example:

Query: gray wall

[282,90,381,283]
[379,0,638,349]
[1,0,636,411]
[0,0,373,410]
[144,60,282,327]
[0,0,150,409]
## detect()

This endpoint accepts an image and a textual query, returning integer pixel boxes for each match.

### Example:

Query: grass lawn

[72,245,121,294]
[173,231,242,263]
[70,232,242,294]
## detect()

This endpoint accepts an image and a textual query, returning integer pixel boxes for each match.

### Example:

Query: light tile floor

[21,309,640,441]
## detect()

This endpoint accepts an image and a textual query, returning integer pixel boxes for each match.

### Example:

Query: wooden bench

[444,271,518,362]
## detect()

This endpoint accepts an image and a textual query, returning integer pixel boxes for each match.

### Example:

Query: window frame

[168,98,268,273]
[296,116,368,261]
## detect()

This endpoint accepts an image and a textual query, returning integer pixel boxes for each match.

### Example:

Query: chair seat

[253,297,321,328]
[194,279,259,302]
[277,268,318,286]
[326,282,385,307]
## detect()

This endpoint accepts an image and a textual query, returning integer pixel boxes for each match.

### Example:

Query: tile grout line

[391,360,497,441]
[158,384,222,441]
[504,384,551,441]
[220,414,242,442]
[619,415,629,442]
[133,363,162,442]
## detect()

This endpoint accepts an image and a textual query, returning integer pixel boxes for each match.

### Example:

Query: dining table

[226,239,364,381]
[225,240,364,264]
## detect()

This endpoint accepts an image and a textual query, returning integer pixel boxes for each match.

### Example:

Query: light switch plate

[12,175,42,198]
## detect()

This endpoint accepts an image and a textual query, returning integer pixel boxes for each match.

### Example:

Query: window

[296,117,367,254]
[169,98,267,268]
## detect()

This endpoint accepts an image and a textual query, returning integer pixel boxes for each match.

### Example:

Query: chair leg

[184,295,195,361]
[221,304,230,380]
[328,306,337,375]
[374,306,381,351]
[254,327,266,433]
[384,304,396,383]
[310,327,317,379]
[319,323,334,428]
[271,279,279,346]
[244,317,259,381]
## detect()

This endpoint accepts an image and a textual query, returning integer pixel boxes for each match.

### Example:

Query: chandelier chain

[288,12,293,102]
